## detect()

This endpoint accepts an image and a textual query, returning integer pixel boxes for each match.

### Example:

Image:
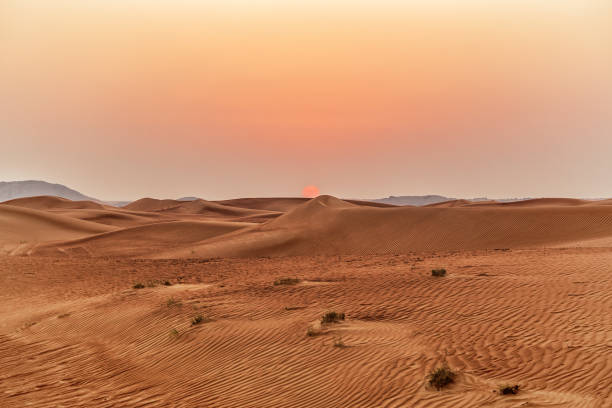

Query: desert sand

[1,195,611,407]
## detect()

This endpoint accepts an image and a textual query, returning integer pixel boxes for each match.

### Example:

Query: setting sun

[301,185,320,198]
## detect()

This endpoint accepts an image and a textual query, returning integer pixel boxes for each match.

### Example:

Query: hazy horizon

[2,0,611,200]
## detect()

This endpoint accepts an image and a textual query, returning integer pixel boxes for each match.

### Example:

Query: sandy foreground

[0,249,610,407]
[0,196,611,407]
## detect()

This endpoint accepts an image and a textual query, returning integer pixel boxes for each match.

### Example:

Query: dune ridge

[0,205,117,255]
[4,194,612,259]
[156,195,612,258]
[3,195,107,210]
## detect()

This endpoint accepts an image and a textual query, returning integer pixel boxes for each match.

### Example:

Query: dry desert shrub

[499,384,520,395]
[431,268,447,277]
[321,311,345,324]
[166,297,181,307]
[428,364,456,390]
[191,315,204,326]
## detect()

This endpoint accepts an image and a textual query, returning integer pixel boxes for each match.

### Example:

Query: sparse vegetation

[134,280,173,289]
[499,384,520,395]
[57,313,70,319]
[191,315,206,326]
[428,365,456,390]
[169,328,179,338]
[431,268,447,277]
[274,277,300,286]
[166,297,181,307]
[321,311,345,324]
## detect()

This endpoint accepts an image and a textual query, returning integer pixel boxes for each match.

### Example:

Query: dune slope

[2,195,106,210]
[33,220,254,257]
[160,196,612,258]
[0,205,117,255]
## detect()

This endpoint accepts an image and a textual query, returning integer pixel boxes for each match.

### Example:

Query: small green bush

[499,384,520,395]
[431,268,447,277]
[428,365,456,390]
[321,311,345,324]
[133,283,145,289]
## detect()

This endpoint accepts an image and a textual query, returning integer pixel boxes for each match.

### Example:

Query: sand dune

[1,194,611,407]
[425,199,473,207]
[124,197,280,219]
[33,220,253,257]
[47,208,170,228]
[215,197,310,212]
[495,198,591,207]
[159,195,612,258]
[216,197,395,212]
[0,204,116,255]
[2,195,106,210]
[123,198,184,212]
[5,195,612,259]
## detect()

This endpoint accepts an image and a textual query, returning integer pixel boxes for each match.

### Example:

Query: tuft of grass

[166,297,182,307]
[169,328,179,338]
[133,283,145,289]
[274,277,300,286]
[431,268,447,277]
[321,311,345,324]
[428,365,456,390]
[499,384,520,395]
[191,315,207,326]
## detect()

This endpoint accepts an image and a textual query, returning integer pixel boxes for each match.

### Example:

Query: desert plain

[0,195,611,407]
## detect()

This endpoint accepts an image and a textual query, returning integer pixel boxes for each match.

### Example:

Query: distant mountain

[0,180,100,203]
[105,201,132,207]
[177,197,200,201]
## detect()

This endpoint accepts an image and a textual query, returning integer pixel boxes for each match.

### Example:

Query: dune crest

[0,205,116,255]
[157,196,612,258]
[3,195,106,210]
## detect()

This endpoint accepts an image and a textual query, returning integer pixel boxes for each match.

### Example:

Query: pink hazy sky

[1,1,611,200]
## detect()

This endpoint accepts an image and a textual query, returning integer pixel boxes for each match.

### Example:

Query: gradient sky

[2,0,611,200]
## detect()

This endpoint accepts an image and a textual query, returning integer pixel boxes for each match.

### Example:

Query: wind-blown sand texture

[1,195,611,407]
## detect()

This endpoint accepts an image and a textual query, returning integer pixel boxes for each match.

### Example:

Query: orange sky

[1,1,611,200]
